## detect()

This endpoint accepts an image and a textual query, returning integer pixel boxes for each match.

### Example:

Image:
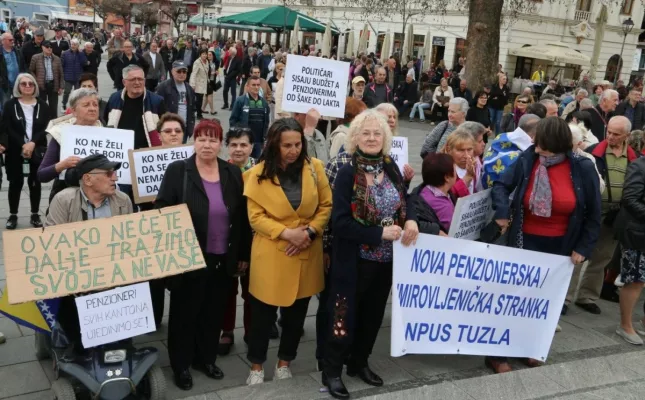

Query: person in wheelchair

[45,154,133,352]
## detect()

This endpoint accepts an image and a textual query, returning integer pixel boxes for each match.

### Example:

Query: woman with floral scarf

[490,117,601,374]
[322,109,419,399]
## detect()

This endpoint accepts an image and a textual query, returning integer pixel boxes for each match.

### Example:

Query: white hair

[610,115,632,134]
[84,42,93,48]
[580,98,594,109]
[70,39,79,45]
[13,73,39,98]
[540,99,557,107]
[576,88,588,97]
[122,64,144,79]
[450,97,469,113]
[599,89,619,103]
[69,88,99,109]
[345,109,393,156]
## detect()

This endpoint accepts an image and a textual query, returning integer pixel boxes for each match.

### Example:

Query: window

[604,54,623,82]
[576,0,592,11]
[32,13,50,22]
[1,9,10,23]
[621,0,634,14]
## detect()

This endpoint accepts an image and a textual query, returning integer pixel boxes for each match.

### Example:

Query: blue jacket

[61,49,87,83]
[104,90,165,147]
[491,146,601,259]
[229,93,270,141]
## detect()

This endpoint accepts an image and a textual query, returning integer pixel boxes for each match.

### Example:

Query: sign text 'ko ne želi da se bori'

[282,55,349,118]
[391,234,573,361]
[3,205,206,304]
[76,282,156,348]
[129,145,194,204]
[60,125,135,185]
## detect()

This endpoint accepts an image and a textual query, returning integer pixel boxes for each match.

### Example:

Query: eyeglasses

[88,170,116,178]
[19,82,34,87]
[125,77,144,82]
[161,128,183,135]
[175,70,188,74]
[517,100,529,104]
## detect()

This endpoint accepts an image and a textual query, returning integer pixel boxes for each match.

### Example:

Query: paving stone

[606,350,645,377]
[457,367,567,400]
[547,320,619,356]
[537,355,642,391]
[360,381,476,400]
[0,361,50,398]
[2,390,53,400]
[17,326,34,337]
[390,353,483,378]
[0,335,38,367]
[0,317,23,339]
[216,375,323,400]
[559,300,622,330]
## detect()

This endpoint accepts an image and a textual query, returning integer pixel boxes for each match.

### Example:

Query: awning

[51,11,103,24]
[217,6,339,34]
[187,14,275,33]
[508,42,590,66]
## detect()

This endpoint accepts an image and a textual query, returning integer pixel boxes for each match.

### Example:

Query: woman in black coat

[0,73,51,229]
[155,119,251,390]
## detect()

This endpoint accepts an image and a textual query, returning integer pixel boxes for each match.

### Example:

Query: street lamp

[615,17,634,85]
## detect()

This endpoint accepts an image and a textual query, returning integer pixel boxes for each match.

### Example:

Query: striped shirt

[602,145,628,213]
[44,56,53,81]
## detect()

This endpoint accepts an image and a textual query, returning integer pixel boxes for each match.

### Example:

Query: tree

[77,0,132,25]
[158,0,190,37]
[134,3,159,32]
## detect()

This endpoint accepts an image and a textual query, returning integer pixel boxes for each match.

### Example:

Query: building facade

[203,0,643,84]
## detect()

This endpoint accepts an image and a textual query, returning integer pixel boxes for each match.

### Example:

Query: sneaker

[556,323,562,332]
[635,320,645,336]
[408,118,414,122]
[616,326,644,345]
[246,369,264,386]
[615,275,625,287]
[30,213,42,228]
[273,363,292,381]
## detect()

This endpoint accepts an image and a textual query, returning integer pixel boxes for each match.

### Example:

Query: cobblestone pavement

[1,52,645,400]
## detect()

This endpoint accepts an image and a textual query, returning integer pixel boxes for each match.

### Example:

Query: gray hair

[569,123,583,145]
[600,89,618,103]
[69,88,99,109]
[518,114,540,137]
[375,102,399,135]
[248,47,256,55]
[540,99,557,108]
[450,97,469,113]
[576,88,588,97]
[345,109,393,156]
[122,64,144,79]
[458,121,486,140]
[84,42,93,48]
[610,115,632,134]
[13,73,39,98]
[262,44,270,52]
[580,98,594,109]
[70,38,79,46]
[229,47,237,55]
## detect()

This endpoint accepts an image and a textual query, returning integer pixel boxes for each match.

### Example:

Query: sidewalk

[1,184,645,400]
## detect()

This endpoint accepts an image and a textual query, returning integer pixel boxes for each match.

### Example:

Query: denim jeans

[409,102,431,120]
[489,107,504,134]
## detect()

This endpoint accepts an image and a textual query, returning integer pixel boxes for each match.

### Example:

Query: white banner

[448,189,493,241]
[75,282,156,348]
[390,136,408,173]
[59,126,135,185]
[391,234,573,361]
[282,55,350,118]
[128,145,194,203]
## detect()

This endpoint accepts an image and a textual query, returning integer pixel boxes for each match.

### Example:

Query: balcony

[574,10,591,21]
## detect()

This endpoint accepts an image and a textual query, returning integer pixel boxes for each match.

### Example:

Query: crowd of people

[0,25,645,399]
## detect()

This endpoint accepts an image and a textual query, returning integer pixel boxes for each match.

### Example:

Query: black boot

[322,372,349,399]
[346,364,383,387]
[6,214,17,230]
[173,369,193,390]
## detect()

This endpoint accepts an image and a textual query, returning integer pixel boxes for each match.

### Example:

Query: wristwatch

[306,227,317,241]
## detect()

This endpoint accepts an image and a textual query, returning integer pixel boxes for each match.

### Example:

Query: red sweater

[522,160,576,237]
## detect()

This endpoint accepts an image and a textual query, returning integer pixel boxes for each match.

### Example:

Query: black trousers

[39,81,58,120]
[57,294,83,351]
[316,271,331,361]
[195,93,204,117]
[222,78,236,108]
[145,79,159,92]
[247,295,310,365]
[8,159,41,215]
[324,259,392,377]
[168,254,232,373]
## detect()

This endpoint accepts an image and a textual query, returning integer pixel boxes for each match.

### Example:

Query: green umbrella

[218,6,339,34]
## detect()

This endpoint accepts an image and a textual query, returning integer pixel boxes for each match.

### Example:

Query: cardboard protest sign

[448,189,493,241]
[59,125,135,185]
[391,234,573,361]
[76,282,155,348]
[128,145,194,204]
[282,54,350,118]
[3,205,205,304]
[390,137,408,173]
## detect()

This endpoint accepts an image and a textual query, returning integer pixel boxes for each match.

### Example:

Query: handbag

[212,77,222,92]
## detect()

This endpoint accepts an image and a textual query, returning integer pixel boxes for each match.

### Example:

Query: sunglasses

[19,82,35,87]
[161,128,183,135]
[517,100,529,104]
[175,70,188,74]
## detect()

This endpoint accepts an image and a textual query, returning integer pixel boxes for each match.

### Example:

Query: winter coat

[61,49,87,83]
[189,58,209,94]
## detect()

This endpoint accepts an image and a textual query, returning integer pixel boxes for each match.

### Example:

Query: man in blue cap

[156,60,197,143]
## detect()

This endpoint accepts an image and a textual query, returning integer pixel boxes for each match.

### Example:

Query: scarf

[528,154,567,217]
[513,108,525,127]
[351,149,406,227]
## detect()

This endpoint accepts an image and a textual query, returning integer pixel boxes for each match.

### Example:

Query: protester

[143,41,165,92]
[106,40,150,91]
[561,88,588,120]
[160,39,177,79]
[0,32,25,107]
[177,36,198,77]
[81,41,100,76]
[229,75,270,158]
[220,47,240,110]
[158,112,184,146]
[442,129,478,199]
[21,26,44,67]
[615,155,645,344]
[77,73,107,123]
[393,73,417,115]
[190,48,210,120]
[240,47,257,96]
[615,87,645,131]
[45,154,133,354]
[329,98,368,159]
[257,44,272,79]
[350,76,367,105]
[243,118,332,385]
[411,153,457,235]
[155,119,251,390]
[408,83,433,123]
[589,84,603,106]
[201,50,219,116]
[38,88,102,202]
[322,110,417,398]
[489,73,510,133]
[364,67,393,108]
[29,41,63,120]
[294,108,328,164]
[490,117,601,372]
[589,89,618,142]
[106,28,125,58]
[566,116,634,312]
[420,97,469,157]
[430,78,454,124]
[60,39,87,110]
[453,79,472,104]
[156,61,196,144]
[466,90,492,137]
[500,93,531,133]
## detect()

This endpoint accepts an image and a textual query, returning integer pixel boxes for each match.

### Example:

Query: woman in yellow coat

[243,117,332,385]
